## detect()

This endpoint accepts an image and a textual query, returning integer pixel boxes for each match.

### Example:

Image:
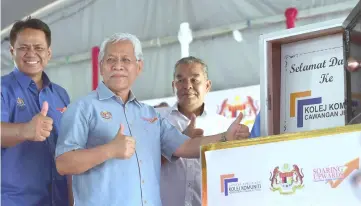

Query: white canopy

[1,0,358,100]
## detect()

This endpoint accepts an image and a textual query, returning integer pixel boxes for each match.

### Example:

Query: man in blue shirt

[55,33,251,206]
[1,17,71,206]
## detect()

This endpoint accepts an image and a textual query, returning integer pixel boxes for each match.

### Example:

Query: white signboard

[280,34,347,133]
[202,125,361,206]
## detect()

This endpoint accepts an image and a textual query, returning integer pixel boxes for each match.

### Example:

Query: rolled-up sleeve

[55,101,89,158]
[159,115,189,162]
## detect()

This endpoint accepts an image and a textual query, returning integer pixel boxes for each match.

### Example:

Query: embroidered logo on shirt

[56,107,67,113]
[100,111,112,120]
[16,97,26,108]
[142,117,158,123]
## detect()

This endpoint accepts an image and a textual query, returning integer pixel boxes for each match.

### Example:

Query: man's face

[10,28,51,76]
[173,63,211,107]
[100,40,143,93]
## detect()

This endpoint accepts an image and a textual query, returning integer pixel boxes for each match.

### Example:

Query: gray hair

[98,33,143,64]
[173,56,209,79]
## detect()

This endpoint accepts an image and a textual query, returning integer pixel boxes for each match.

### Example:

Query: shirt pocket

[133,119,160,144]
[12,100,33,123]
[87,118,118,148]
[133,119,161,157]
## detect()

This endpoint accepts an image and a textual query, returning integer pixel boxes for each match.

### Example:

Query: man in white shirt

[157,56,258,206]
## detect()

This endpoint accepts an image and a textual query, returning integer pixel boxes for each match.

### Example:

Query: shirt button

[144,200,147,204]
[142,180,145,184]
[188,182,191,187]
[139,160,142,164]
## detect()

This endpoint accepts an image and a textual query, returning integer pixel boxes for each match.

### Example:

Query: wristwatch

[220,133,227,142]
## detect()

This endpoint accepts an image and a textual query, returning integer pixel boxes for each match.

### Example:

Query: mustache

[110,72,128,77]
[178,90,197,96]
[182,92,197,95]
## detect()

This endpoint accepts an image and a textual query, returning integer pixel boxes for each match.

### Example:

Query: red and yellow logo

[56,107,67,113]
[100,111,112,120]
[269,164,304,195]
[142,117,158,123]
[313,158,359,188]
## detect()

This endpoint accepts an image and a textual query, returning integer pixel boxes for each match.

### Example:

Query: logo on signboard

[290,91,323,128]
[269,164,304,195]
[220,174,261,196]
[289,91,361,128]
[313,158,359,188]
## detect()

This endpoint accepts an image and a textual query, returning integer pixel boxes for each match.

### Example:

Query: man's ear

[172,80,176,94]
[48,47,52,60]
[206,79,212,93]
[10,46,14,57]
[136,60,144,76]
[99,60,104,75]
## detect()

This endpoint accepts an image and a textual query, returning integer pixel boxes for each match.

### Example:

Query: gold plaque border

[201,124,361,206]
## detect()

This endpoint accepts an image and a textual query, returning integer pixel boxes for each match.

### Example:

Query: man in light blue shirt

[55,33,251,206]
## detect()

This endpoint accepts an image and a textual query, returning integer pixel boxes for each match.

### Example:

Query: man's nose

[112,61,125,70]
[25,47,37,57]
[182,79,193,89]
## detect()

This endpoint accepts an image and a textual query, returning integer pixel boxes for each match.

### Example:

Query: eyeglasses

[104,57,138,66]
[15,45,47,53]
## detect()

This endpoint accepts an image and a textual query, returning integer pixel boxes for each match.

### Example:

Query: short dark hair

[10,16,51,47]
[174,56,208,80]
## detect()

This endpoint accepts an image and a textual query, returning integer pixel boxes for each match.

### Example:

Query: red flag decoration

[285,7,298,29]
[92,46,100,90]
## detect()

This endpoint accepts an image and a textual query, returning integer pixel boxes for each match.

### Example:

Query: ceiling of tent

[2,0,355,57]
[1,0,359,100]
[1,0,57,29]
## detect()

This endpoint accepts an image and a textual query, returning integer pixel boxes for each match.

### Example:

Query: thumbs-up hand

[108,124,136,159]
[225,112,250,141]
[22,101,54,141]
[40,100,49,116]
[183,114,204,138]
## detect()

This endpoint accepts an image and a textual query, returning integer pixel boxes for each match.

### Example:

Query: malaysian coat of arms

[269,163,304,194]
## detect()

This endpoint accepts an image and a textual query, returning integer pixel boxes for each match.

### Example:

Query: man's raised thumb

[40,101,49,116]
[118,124,125,135]
[234,112,244,124]
[189,113,197,128]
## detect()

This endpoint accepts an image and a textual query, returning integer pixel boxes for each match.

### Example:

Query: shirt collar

[171,102,208,117]
[96,81,142,107]
[13,67,52,91]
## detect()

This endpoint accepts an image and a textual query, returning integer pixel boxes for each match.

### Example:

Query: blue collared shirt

[250,113,261,138]
[1,68,70,206]
[55,81,189,206]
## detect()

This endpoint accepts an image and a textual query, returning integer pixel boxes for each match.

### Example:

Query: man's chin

[179,98,198,105]
[20,67,44,75]
[107,82,130,92]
